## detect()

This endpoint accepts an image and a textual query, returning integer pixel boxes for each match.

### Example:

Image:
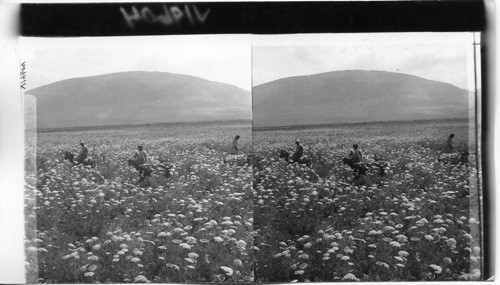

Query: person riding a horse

[348,144,362,164]
[75,141,89,164]
[290,139,304,163]
[134,145,148,165]
[131,145,149,181]
[344,144,365,178]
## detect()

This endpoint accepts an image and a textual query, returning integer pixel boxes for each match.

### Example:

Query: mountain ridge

[253,70,468,128]
[27,71,251,129]
[255,69,462,90]
[33,71,249,92]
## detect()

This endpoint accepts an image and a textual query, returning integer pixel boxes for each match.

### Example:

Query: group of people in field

[66,132,466,183]
[283,133,468,181]
[66,136,242,183]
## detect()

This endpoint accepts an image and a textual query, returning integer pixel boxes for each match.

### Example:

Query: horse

[127,159,152,182]
[127,159,172,182]
[342,157,388,178]
[342,157,367,178]
[279,150,312,167]
[64,151,96,168]
[438,151,469,166]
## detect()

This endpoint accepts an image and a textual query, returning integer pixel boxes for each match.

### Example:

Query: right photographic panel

[252,33,483,282]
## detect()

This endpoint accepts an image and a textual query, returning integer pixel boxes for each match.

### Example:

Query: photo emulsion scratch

[20,32,484,283]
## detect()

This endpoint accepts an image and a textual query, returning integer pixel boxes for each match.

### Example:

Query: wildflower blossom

[430,264,443,274]
[220,266,233,276]
[298,253,310,259]
[398,251,409,257]
[342,273,359,281]
[134,275,149,282]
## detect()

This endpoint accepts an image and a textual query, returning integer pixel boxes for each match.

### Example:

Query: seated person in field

[133,145,148,165]
[290,140,304,162]
[344,144,365,179]
[132,145,149,180]
[75,141,89,164]
[231,135,240,155]
[348,144,363,164]
[444,133,455,153]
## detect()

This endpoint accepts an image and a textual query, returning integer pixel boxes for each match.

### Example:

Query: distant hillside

[26,71,251,129]
[253,70,469,128]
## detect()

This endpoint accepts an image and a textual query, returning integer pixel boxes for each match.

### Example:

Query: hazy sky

[253,33,476,90]
[21,33,477,92]
[21,35,252,91]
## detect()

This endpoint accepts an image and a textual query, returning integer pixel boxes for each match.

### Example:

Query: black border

[20,1,485,36]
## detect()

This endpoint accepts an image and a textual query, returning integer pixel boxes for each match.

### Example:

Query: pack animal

[128,159,172,182]
[128,159,152,182]
[279,150,312,167]
[342,157,387,178]
[64,151,96,168]
[438,151,469,166]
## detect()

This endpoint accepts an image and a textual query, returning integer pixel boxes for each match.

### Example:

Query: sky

[21,35,252,91]
[253,33,477,91]
[21,33,477,92]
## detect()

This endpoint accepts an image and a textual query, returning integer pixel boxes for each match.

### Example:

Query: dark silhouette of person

[291,140,304,162]
[231,135,240,155]
[444,133,455,153]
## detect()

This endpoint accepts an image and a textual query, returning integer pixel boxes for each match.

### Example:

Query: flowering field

[24,119,482,283]
[25,122,253,283]
[253,119,482,282]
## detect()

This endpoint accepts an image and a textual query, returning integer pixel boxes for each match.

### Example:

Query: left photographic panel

[21,36,253,283]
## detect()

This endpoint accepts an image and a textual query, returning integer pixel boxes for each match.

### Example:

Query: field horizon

[34,117,469,134]
[36,119,252,133]
[252,117,469,132]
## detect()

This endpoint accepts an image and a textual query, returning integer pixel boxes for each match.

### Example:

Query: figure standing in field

[444,133,455,153]
[231,135,240,155]
[290,139,304,163]
[75,141,89,164]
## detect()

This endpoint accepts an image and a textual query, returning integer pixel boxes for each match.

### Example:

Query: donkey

[64,151,96,169]
[279,150,312,167]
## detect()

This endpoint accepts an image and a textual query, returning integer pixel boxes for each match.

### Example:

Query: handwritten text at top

[120,5,210,29]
